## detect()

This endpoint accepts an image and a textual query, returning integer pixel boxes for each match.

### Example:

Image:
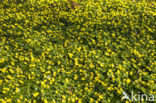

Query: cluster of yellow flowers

[0,0,155,102]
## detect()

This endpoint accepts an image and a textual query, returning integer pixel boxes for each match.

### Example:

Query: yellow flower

[100,62,104,67]
[17,99,22,103]
[90,98,94,102]
[105,52,109,56]
[0,99,5,103]
[68,53,73,58]
[107,87,111,91]
[75,58,79,66]
[112,33,115,37]
[90,63,94,68]
[6,98,11,102]
[53,72,56,77]
[77,47,81,52]
[15,88,20,93]
[66,78,69,83]
[56,91,58,94]
[71,98,75,102]
[126,78,131,84]
[0,58,5,63]
[81,77,85,80]
[44,99,48,103]
[74,74,78,80]
[99,95,103,99]
[78,98,82,103]
[2,90,6,94]
[33,92,39,97]
[33,100,36,103]
[58,61,61,65]
[117,89,122,94]
[125,100,130,103]
[0,80,3,85]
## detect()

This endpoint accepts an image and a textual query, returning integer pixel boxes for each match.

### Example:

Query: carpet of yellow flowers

[0,0,156,103]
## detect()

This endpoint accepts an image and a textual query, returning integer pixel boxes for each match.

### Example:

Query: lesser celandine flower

[33,92,39,97]
[0,0,155,102]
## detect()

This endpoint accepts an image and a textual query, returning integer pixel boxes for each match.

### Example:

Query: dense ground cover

[0,0,156,102]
